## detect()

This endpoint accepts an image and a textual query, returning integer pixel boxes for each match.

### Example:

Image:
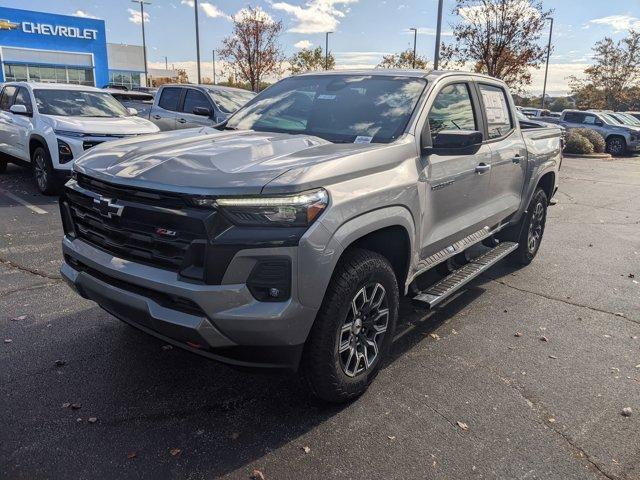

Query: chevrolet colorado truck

[59,71,561,402]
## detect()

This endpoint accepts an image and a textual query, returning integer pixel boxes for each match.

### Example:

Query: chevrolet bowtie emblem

[93,197,124,219]
[0,19,20,31]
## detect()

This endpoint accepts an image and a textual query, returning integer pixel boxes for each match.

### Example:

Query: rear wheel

[31,146,58,195]
[301,249,399,403]
[606,136,626,156]
[501,188,548,266]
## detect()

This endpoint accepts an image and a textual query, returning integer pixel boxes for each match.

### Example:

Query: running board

[413,242,519,309]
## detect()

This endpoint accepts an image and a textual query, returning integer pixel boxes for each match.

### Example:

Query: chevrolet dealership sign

[21,21,98,40]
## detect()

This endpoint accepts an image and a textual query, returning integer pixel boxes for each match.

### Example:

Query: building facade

[0,7,153,88]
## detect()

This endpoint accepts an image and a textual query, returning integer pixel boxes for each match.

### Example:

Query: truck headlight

[208,189,328,227]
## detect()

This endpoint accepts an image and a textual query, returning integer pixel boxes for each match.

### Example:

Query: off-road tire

[501,188,548,266]
[301,248,399,403]
[606,136,627,157]
[31,145,58,195]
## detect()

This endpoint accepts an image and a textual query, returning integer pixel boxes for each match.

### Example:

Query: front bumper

[61,236,318,369]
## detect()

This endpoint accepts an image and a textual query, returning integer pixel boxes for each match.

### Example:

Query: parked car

[59,71,561,402]
[556,109,640,156]
[102,83,129,91]
[105,89,155,119]
[521,108,552,118]
[624,111,640,121]
[0,82,159,194]
[611,112,640,127]
[132,86,157,95]
[147,84,256,130]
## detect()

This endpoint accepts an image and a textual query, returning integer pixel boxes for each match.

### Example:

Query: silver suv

[59,71,561,402]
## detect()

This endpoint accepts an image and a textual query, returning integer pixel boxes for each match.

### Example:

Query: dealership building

[0,6,172,89]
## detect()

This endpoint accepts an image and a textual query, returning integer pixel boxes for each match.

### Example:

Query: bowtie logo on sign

[0,19,19,30]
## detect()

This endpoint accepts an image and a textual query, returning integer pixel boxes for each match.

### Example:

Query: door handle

[152,114,161,120]
[475,163,491,174]
[512,154,524,164]
[177,118,187,124]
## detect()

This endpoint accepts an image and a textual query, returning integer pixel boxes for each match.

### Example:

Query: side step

[413,242,519,309]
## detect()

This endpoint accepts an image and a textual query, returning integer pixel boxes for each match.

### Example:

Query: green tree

[377,49,429,69]
[289,47,335,74]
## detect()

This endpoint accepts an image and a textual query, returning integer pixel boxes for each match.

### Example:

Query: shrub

[571,128,606,153]
[564,131,595,155]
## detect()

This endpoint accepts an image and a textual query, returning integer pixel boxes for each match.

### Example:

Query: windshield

[209,89,256,114]
[226,75,427,144]
[34,89,129,117]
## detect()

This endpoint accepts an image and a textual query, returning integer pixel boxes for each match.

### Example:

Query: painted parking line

[0,187,48,215]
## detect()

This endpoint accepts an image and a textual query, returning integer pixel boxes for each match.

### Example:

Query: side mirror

[9,104,29,116]
[594,120,603,126]
[193,106,211,117]
[126,107,138,116]
[423,130,484,155]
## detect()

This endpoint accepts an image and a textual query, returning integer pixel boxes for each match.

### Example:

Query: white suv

[0,82,159,194]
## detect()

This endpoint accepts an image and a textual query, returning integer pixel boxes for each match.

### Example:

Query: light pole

[409,27,418,68]
[132,0,150,86]
[212,49,216,85]
[434,0,444,70]
[194,0,201,84]
[325,32,332,70]
[541,17,554,109]
[164,56,168,70]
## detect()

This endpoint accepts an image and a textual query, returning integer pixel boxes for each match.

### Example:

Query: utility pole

[325,32,332,70]
[434,0,444,70]
[541,17,554,109]
[164,56,168,70]
[212,49,216,85]
[410,27,418,68]
[132,0,151,86]
[194,0,201,84]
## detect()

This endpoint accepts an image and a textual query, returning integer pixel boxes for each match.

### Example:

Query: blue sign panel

[0,7,108,86]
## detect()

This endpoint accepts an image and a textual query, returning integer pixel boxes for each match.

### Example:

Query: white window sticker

[317,94,336,100]
[354,136,373,144]
[481,90,508,124]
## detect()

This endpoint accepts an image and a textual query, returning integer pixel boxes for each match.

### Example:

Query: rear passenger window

[158,87,181,111]
[479,84,513,139]
[0,86,17,111]
[428,83,476,141]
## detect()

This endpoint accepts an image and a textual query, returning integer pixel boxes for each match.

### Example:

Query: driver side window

[427,83,476,142]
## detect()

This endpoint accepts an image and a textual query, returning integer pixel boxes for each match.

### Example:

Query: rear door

[476,82,527,222]
[420,80,494,254]
[149,87,181,130]
[176,88,215,129]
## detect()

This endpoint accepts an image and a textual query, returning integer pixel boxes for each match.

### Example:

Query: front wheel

[31,146,58,195]
[606,136,627,156]
[301,249,399,403]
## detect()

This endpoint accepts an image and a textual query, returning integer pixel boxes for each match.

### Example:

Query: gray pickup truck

[554,109,640,155]
[147,84,255,131]
[59,70,561,402]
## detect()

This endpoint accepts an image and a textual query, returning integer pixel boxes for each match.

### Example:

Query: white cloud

[128,8,150,24]
[589,15,640,33]
[271,0,358,34]
[73,10,98,19]
[181,0,231,20]
[459,0,540,23]
[409,27,453,36]
[294,40,313,49]
[233,6,275,23]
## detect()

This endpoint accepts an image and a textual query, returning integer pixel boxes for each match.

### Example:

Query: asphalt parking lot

[1,156,639,480]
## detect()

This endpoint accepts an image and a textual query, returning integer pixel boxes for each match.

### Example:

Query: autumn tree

[377,49,429,69]
[441,0,552,92]
[218,6,284,92]
[289,47,335,74]
[570,31,640,110]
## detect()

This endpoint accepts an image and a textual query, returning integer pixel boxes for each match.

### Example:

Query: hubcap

[34,153,47,190]
[338,283,389,378]
[527,201,545,253]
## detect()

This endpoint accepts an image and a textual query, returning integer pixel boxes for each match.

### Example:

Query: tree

[548,96,574,112]
[176,69,189,84]
[289,47,334,74]
[441,0,552,93]
[218,6,284,92]
[377,49,429,69]
[570,31,640,110]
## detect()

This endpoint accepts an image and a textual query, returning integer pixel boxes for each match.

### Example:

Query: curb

[563,153,613,159]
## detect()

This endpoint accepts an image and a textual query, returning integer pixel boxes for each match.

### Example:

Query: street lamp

[212,49,216,85]
[194,0,202,84]
[541,17,554,109]
[434,0,444,70]
[131,0,151,86]
[409,27,418,68]
[325,32,332,70]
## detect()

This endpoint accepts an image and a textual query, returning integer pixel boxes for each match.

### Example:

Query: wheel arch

[536,171,555,203]
[29,134,50,159]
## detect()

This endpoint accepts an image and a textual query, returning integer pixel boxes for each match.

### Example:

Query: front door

[420,81,493,257]
[176,88,215,129]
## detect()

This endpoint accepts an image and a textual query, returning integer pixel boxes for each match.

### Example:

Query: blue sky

[6,0,640,94]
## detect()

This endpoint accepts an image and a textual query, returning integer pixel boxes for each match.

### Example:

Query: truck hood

[43,115,159,135]
[74,128,387,195]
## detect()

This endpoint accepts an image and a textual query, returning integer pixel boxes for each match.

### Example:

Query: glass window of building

[3,63,94,85]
